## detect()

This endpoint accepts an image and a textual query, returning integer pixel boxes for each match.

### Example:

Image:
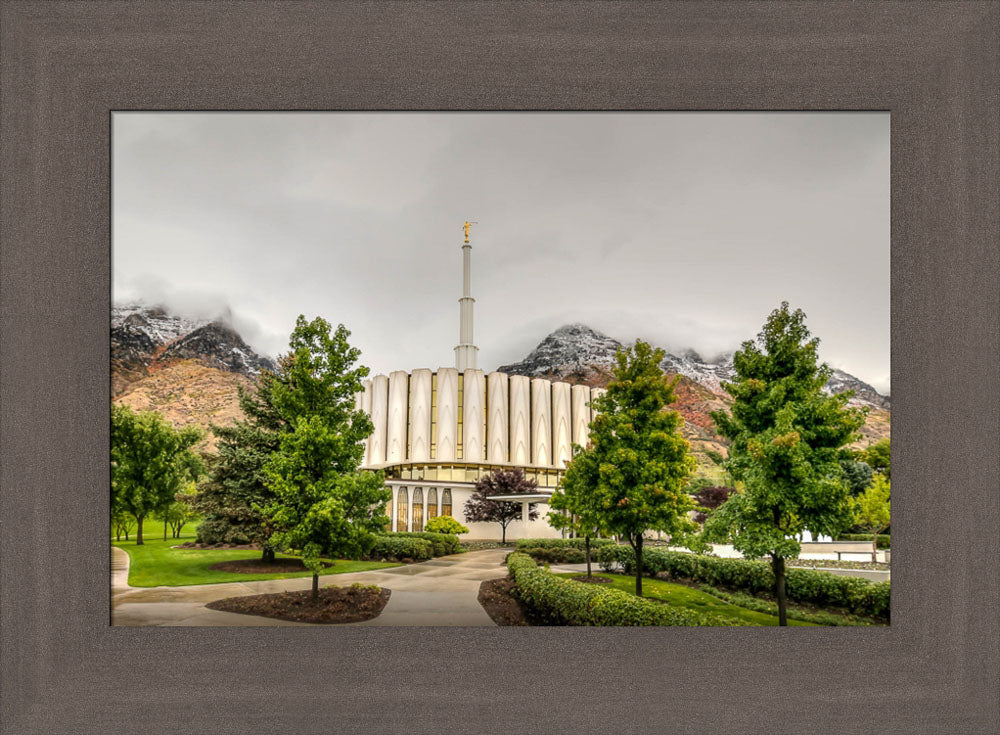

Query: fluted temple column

[486,372,509,462]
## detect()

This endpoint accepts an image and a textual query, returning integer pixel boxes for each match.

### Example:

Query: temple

[354,226,600,539]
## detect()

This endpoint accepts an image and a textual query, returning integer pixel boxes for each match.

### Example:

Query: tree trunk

[585,535,592,578]
[872,536,878,563]
[163,516,168,542]
[501,523,507,544]
[262,546,276,563]
[311,572,319,601]
[135,515,144,545]
[634,534,644,597]
[772,554,787,626]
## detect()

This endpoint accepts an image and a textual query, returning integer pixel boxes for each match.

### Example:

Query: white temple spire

[454,221,479,370]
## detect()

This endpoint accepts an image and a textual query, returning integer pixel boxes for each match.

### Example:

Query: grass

[112,523,400,587]
[556,572,817,626]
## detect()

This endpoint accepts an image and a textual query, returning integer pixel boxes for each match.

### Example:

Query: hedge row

[370,536,434,561]
[597,546,890,621]
[506,553,746,627]
[518,547,587,564]
[837,533,890,549]
[514,538,617,551]
[382,532,462,556]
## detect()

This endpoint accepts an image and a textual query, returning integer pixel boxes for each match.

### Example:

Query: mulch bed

[208,558,333,574]
[176,542,260,550]
[206,585,391,624]
[569,574,613,584]
[477,577,554,626]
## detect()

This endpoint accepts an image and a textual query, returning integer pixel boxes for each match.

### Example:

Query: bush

[518,547,586,564]
[514,538,616,551]
[425,515,469,535]
[506,553,747,626]
[381,531,462,556]
[837,533,890,549]
[596,545,890,621]
[369,536,434,561]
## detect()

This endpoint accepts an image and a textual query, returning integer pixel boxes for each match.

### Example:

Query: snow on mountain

[497,324,890,411]
[112,303,207,345]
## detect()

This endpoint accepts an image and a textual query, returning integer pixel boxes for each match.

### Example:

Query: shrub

[514,538,616,551]
[382,531,462,556]
[425,515,470,535]
[837,533,890,549]
[369,536,434,561]
[506,553,746,626]
[518,547,586,564]
[596,545,890,621]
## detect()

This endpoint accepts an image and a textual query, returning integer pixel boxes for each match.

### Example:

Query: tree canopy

[464,468,539,544]
[111,404,203,544]
[853,474,891,561]
[582,340,698,595]
[706,302,867,624]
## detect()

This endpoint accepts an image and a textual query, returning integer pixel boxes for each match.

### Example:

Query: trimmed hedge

[597,546,890,621]
[837,533,890,549]
[506,553,746,626]
[370,536,434,561]
[382,531,462,556]
[514,538,617,551]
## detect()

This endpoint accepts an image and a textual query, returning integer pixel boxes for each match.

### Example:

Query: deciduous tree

[111,405,203,545]
[548,445,607,577]
[854,474,891,562]
[584,340,699,596]
[706,302,866,624]
[464,468,539,544]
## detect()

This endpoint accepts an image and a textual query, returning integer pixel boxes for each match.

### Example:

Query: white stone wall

[436,367,459,461]
[462,369,485,462]
[358,369,599,470]
[486,371,509,462]
[386,370,409,463]
[530,377,552,466]
[551,381,572,468]
[508,375,531,465]
[408,369,432,461]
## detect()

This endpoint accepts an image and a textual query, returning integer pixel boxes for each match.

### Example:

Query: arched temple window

[427,488,438,520]
[412,487,424,533]
[441,488,452,518]
[396,486,408,533]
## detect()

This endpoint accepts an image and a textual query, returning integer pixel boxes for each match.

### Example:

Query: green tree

[548,445,607,578]
[189,367,288,560]
[258,316,389,599]
[860,438,890,478]
[585,340,698,596]
[854,474,890,562]
[840,459,874,496]
[706,303,866,624]
[111,405,203,545]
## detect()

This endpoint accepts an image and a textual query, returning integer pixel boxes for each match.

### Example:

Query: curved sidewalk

[111,547,509,627]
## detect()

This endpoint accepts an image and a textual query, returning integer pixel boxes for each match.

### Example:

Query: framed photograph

[2,2,997,733]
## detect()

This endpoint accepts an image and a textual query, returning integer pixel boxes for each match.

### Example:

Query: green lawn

[556,572,816,626]
[112,526,401,587]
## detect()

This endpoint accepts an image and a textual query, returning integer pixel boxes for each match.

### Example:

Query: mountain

[498,323,891,463]
[111,304,276,448]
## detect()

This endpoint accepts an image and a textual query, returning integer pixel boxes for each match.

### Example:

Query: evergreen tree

[257,316,389,599]
[189,367,288,560]
[111,405,203,545]
[706,302,867,624]
[585,340,698,596]
[548,445,606,577]
[860,438,890,478]
[464,468,539,544]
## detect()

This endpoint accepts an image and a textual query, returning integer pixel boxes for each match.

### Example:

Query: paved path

[111,547,509,627]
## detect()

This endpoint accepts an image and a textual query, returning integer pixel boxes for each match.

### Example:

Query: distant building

[355,230,603,540]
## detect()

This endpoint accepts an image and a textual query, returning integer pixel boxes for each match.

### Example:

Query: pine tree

[585,340,698,596]
[707,302,867,624]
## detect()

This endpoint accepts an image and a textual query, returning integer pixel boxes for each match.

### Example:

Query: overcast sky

[113,112,890,393]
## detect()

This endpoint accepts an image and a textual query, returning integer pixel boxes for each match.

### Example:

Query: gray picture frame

[2,2,997,733]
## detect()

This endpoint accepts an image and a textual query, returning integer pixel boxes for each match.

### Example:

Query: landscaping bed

[478,577,539,626]
[206,584,390,624]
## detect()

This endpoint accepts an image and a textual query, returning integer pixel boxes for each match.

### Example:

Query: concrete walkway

[111,546,509,627]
